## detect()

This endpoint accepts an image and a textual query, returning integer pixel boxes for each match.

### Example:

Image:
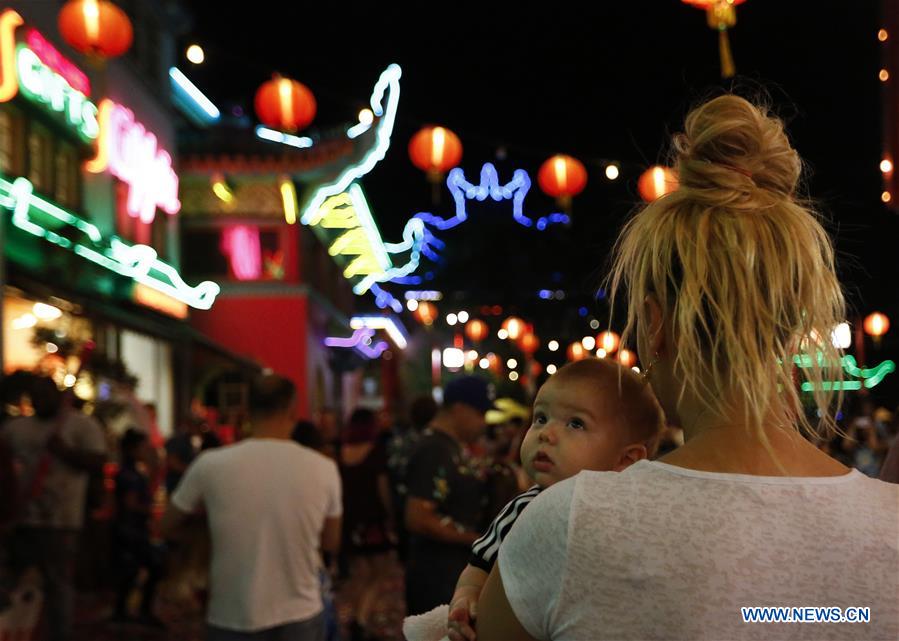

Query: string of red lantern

[254,74,317,132]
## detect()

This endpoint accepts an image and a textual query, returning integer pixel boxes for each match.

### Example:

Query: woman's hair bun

[673,95,801,200]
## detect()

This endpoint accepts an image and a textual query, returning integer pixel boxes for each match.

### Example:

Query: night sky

[180,1,899,399]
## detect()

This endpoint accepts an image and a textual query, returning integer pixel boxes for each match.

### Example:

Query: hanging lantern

[567,342,588,362]
[414,301,437,326]
[864,312,890,339]
[501,316,526,341]
[618,349,637,368]
[254,74,317,132]
[537,154,588,210]
[682,0,747,78]
[409,126,463,181]
[465,319,489,343]
[597,331,620,354]
[58,0,133,59]
[518,333,540,355]
[638,165,679,202]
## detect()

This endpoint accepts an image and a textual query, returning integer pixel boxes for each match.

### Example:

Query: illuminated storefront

[0,6,220,436]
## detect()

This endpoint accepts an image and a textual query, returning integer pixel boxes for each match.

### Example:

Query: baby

[446,358,664,641]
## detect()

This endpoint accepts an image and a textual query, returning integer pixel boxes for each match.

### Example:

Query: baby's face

[520,375,628,487]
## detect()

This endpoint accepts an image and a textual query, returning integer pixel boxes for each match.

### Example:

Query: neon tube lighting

[169,67,220,120]
[349,315,408,350]
[255,125,313,149]
[1,175,218,309]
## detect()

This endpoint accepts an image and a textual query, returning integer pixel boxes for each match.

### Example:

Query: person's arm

[405,497,479,546]
[320,515,341,554]
[162,455,206,539]
[477,566,538,641]
[47,435,106,473]
[160,502,193,540]
[321,459,343,554]
[50,414,107,473]
[448,564,489,641]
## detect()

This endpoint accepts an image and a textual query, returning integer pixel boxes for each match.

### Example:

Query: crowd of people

[0,94,898,641]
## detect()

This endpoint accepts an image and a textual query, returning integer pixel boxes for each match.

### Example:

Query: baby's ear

[614,443,649,472]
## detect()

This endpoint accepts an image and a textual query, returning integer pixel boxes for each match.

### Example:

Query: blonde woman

[477,95,899,640]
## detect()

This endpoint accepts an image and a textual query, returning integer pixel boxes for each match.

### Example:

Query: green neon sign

[15,44,98,141]
[1,175,218,309]
[793,353,896,391]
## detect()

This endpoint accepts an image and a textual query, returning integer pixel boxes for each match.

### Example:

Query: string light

[880,68,890,82]
[498,329,509,339]
[878,28,889,41]
[507,358,518,369]
[548,340,559,352]
[407,299,419,311]
[605,164,619,180]
[546,364,557,375]
[443,348,465,369]
[509,371,519,381]
[186,44,204,64]
[479,357,490,369]
[581,336,596,350]
[457,311,469,323]
[882,191,892,203]
[446,313,458,326]
[881,159,893,173]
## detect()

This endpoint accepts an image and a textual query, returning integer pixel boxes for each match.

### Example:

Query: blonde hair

[607,95,845,444]
[553,358,665,457]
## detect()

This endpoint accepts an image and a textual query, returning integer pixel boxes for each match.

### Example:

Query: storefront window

[27,124,52,192]
[0,108,20,175]
[54,143,78,208]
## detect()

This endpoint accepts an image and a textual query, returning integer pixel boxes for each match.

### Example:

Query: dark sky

[179,1,899,396]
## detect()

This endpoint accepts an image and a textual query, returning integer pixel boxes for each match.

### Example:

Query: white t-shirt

[498,459,899,640]
[2,412,106,529]
[172,439,342,631]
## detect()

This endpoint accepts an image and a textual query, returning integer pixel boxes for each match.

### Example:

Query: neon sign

[220,225,262,281]
[349,316,408,349]
[86,99,180,224]
[0,10,98,141]
[324,328,388,359]
[1,174,219,310]
[415,163,570,231]
[793,354,896,391]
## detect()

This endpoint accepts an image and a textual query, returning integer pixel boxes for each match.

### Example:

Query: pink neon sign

[221,225,262,280]
[25,29,91,96]
[86,99,180,224]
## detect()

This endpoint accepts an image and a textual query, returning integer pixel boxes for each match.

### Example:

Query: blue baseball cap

[443,376,496,414]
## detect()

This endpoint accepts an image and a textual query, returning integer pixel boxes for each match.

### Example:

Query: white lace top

[498,460,899,640]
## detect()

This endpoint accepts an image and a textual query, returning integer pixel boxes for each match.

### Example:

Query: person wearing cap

[403,376,493,616]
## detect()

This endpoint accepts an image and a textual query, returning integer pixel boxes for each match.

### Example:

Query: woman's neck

[662,401,850,477]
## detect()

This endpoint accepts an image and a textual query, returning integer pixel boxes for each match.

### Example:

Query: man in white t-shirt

[162,374,342,641]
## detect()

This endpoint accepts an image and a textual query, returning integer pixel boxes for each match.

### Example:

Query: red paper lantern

[637,166,679,202]
[408,126,463,178]
[413,301,437,326]
[567,342,588,362]
[254,75,317,132]
[58,0,133,59]
[537,154,588,205]
[597,331,620,354]
[501,316,526,341]
[864,312,890,338]
[682,0,748,78]
[465,319,489,343]
[518,333,540,355]
[618,349,637,368]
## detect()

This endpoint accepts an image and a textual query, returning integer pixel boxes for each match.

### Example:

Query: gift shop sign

[0,9,180,224]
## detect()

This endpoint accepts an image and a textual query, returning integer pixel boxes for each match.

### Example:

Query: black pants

[113,531,164,617]
[9,527,79,641]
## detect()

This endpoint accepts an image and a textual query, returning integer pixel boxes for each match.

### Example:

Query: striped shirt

[468,485,542,572]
